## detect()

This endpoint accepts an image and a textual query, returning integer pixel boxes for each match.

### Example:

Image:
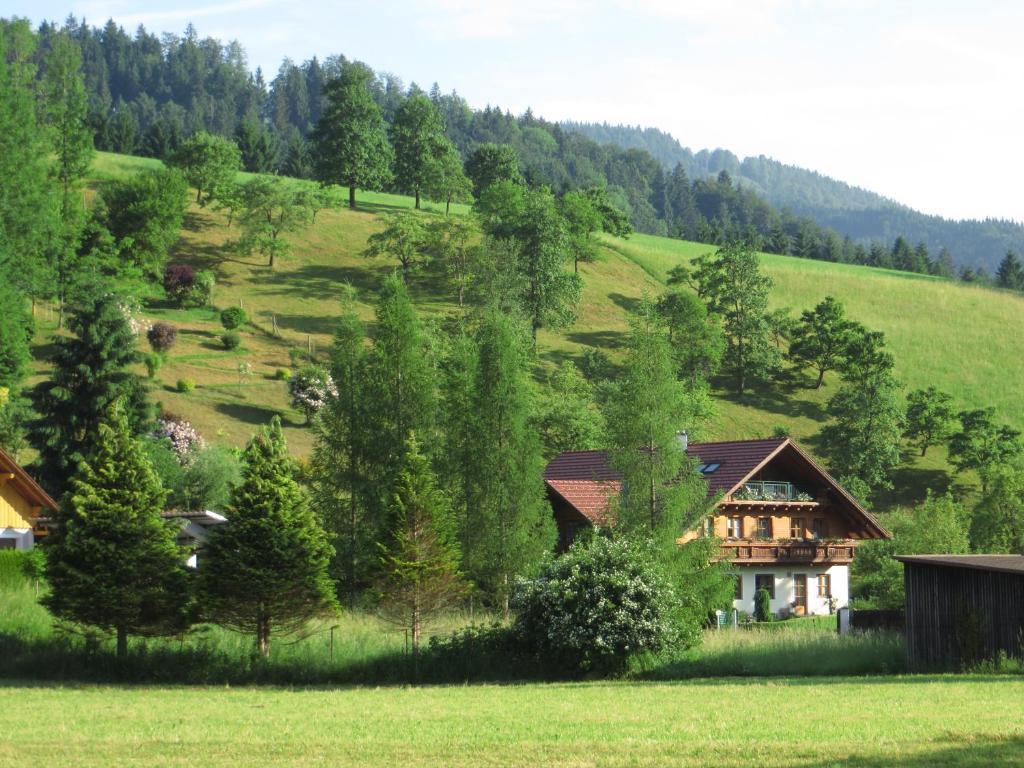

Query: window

[756,517,772,540]
[790,517,804,539]
[703,516,716,537]
[727,516,743,539]
[754,573,775,599]
[812,518,828,540]
[734,575,743,600]
[0,539,15,550]
[817,574,831,598]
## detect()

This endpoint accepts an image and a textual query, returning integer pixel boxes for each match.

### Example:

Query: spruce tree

[311,63,393,209]
[30,288,151,497]
[996,251,1024,291]
[199,418,337,656]
[378,435,465,667]
[43,409,189,658]
[463,312,554,616]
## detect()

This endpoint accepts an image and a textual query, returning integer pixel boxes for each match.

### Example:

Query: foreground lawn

[1,677,1022,767]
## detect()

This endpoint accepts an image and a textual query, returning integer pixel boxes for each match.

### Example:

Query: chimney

[677,430,688,452]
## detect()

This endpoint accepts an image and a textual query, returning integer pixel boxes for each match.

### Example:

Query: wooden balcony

[719,540,857,565]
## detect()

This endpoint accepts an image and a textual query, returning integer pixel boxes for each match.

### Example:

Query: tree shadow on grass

[608,292,642,314]
[213,401,288,427]
[271,313,339,337]
[870,465,957,509]
[566,329,628,349]
[259,263,391,301]
[715,380,828,425]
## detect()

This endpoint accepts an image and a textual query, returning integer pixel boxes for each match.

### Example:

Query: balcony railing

[720,541,856,564]
[733,481,815,502]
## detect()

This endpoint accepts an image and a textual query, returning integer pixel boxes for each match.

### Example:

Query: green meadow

[28,151,1024,505]
[2,676,1023,767]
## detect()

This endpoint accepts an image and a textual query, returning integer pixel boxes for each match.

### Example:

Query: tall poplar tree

[42,32,93,328]
[199,418,337,656]
[44,409,190,658]
[463,312,554,616]
[311,63,393,209]
[312,292,372,603]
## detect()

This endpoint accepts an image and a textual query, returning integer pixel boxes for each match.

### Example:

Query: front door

[793,574,807,614]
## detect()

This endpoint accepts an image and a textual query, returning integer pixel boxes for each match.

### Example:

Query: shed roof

[895,554,1024,576]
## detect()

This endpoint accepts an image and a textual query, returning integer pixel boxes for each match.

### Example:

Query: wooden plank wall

[904,563,1024,670]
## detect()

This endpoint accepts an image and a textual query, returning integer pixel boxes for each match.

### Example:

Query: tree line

[13,16,972,282]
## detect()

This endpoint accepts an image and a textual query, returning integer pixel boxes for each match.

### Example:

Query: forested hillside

[21,16,1000,282]
[565,122,1024,273]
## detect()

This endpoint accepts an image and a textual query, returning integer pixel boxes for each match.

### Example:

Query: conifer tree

[996,251,1024,291]
[378,435,465,667]
[311,63,393,209]
[312,293,372,603]
[463,312,554,616]
[43,409,189,658]
[605,299,710,545]
[199,418,337,656]
[30,288,151,497]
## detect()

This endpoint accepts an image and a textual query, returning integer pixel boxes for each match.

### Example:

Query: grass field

[25,150,1024,507]
[2,676,1023,767]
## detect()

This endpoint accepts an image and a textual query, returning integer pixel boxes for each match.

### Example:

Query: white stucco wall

[734,564,848,617]
[0,528,34,550]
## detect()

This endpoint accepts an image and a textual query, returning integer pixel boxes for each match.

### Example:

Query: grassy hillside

[28,151,1024,508]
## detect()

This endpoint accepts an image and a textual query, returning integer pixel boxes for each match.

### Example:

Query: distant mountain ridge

[562,122,1024,273]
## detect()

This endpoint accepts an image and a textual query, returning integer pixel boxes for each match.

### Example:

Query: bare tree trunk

[116,626,127,659]
[414,189,421,210]
[816,369,825,389]
[502,573,510,622]
[258,615,271,657]
[349,186,356,210]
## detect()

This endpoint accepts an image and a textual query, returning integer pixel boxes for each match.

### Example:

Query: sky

[9,0,1024,223]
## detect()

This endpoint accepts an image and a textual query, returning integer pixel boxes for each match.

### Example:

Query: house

[162,509,227,568]
[896,554,1024,670]
[0,447,59,550]
[545,437,889,618]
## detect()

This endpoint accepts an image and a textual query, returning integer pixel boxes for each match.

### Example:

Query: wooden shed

[896,554,1024,670]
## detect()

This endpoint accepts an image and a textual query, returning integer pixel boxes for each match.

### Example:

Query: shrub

[514,536,679,675]
[146,322,178,354]
[275,368,291,380]
[221,332,241,350]
[288,365,337,422]
[144,353,162,379]
[220,306,247,330]
[176,379,195,393]
[163,264,196,305]
[191,270,215,308]
[754,588,773,622]
[153,414,205,461]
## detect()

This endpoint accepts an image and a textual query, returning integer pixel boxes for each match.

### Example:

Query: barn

[896,554,1024,670]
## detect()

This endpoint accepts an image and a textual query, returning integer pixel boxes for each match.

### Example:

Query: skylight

[697,463,721,475]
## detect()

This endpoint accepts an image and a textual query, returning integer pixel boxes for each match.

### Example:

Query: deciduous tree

[788,296,858,388]
[168,131,241,206]
[948,408,1022,492]
[904,387,956,457]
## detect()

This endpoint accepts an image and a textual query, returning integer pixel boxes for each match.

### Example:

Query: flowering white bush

[116,297,150,337]
[154,415,205,462]
[514,536,679,674]
[288,365,337,422]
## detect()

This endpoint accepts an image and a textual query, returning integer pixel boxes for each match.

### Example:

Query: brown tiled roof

[895,554,1024,575]
[544,438,788,508]
[0,447,59,514]
[544,437,888,539]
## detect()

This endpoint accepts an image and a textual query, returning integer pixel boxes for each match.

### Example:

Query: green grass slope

[28,151,1024,507]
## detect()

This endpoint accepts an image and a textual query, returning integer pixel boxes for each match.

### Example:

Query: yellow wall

[0,483,34,529]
